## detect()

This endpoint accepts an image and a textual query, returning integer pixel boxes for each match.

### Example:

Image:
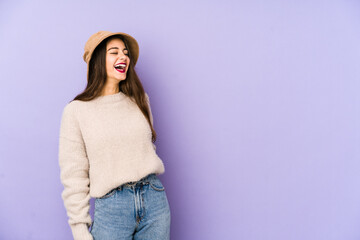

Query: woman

[58,31,171,240]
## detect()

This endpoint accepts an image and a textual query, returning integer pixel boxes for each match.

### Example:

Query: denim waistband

[121,173,157,188]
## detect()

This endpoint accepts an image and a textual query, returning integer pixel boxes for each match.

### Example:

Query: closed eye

[111,52,129,56]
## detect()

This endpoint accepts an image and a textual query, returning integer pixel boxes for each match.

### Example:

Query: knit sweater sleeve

[145,93,157,151]
[58,102,93,240]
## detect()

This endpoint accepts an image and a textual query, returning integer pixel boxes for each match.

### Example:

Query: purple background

[1,1,359,239]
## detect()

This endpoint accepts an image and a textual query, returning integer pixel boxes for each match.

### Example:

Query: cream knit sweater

[58,91,165,240]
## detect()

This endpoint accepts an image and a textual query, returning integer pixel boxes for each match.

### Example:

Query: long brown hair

[71,35,157,143]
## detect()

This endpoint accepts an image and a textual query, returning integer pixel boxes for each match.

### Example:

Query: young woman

[58,31,171,240]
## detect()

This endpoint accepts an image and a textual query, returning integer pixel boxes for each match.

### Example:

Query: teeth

[114,63,126,71]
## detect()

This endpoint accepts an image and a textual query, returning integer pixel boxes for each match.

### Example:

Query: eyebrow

[107,47,128,51]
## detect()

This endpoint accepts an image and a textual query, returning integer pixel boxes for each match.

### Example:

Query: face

[105,38,130,83]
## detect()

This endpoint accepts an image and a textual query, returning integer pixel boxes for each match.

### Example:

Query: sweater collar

[92,91,127,103]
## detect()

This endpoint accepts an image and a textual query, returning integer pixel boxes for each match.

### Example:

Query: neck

[100,83,120,96]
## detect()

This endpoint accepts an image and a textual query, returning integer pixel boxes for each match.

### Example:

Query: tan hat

[83,31,139,77]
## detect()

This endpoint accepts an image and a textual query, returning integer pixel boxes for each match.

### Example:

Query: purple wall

[1,1,359,239]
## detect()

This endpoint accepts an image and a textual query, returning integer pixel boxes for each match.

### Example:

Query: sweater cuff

[70,223,93,240]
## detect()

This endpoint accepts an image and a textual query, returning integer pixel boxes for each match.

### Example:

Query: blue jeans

[90,173,171,240]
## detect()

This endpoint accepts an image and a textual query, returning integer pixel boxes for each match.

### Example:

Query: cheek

[106,60,113,71]
[106,55,114,66]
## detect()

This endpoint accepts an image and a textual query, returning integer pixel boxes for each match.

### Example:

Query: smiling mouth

[114,63,126,73]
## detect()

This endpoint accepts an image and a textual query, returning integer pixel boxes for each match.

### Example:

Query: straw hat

[83,31,139,78]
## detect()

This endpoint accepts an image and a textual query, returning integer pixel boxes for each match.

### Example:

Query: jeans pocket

[149,177,165,191]
[98,188,117,199]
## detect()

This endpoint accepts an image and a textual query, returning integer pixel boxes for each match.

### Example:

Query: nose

[119,53,127,60]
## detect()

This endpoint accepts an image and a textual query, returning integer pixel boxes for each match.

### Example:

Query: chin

[113,74,126,80]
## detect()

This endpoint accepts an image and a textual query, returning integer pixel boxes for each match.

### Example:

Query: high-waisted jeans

[90,173,171,240]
